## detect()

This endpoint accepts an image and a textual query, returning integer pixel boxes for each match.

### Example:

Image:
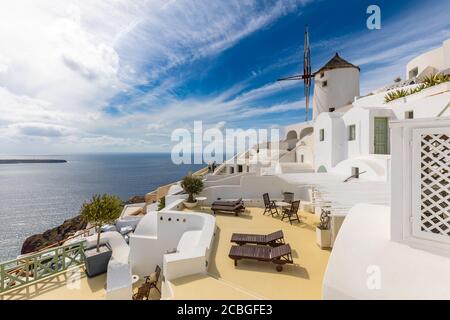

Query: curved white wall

[406,41,447,79]
[130,199,215,281]
[323,203,450,299]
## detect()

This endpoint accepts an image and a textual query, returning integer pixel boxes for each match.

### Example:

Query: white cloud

[11,123,71,137]
[0,0,310,153]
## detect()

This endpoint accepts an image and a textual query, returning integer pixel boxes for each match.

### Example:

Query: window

[300,154,304,163]
[320,72,324,78]
[405,110,414,119]
[230,166,234,174]
[348,125,356,141]
[319,129,325,141]
[237,165,243,173]
[322,80,327,87]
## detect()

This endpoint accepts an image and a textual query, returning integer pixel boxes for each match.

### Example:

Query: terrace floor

[173,206,331,300]
[1,206,330,300]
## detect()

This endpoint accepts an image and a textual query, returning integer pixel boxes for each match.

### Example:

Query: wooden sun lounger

[212,198,244,209]
[211,203,242,216]
[231,230,284,247]
[228,244,293,272]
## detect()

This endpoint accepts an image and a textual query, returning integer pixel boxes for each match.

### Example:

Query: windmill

[277,26,312,122]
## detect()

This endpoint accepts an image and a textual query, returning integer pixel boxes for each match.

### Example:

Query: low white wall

[200,174,311,206]
[330,156,390,181]
[203,172,254,187]
[129,199,215,296]
[323,203,450,299]
[84,231,132,300]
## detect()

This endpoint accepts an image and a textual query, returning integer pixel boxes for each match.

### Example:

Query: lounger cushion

[212,198,243,206]
[211,204,241,211]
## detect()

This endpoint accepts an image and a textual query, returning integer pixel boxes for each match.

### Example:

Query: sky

[0,0,449,154]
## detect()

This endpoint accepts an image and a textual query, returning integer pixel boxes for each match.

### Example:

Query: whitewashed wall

[313,67,359,119]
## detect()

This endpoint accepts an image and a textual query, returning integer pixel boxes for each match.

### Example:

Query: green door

[374,117,389,154]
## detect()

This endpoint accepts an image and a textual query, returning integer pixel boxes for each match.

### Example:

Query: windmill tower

[312,53,360,119]
[278,28,360,121]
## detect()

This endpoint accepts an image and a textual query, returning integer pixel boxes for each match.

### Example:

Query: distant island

[0,159,67,164]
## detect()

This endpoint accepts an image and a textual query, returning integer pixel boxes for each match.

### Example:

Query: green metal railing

[0,241,86,293]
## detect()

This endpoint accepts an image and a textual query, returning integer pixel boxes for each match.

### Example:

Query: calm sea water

[0,153,203,261]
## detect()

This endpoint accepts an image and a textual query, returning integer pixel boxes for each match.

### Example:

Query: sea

[0,153,204,261]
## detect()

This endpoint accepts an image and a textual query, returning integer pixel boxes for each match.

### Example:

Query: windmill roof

[315,53,360,74]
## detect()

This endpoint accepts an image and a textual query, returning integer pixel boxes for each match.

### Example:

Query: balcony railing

[0,241,86,293]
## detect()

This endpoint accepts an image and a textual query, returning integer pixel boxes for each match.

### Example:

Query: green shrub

[421,73,450,87]
[181,174,204,203]
[384,88,409,103]
[80,194,123,252]
[384,73,449,103]
[158,196,166,211]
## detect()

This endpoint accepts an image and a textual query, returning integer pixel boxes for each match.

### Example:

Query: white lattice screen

[412,128,450,243]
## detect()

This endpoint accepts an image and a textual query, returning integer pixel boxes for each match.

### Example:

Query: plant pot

[84,244,112,277]
[316,227,332,249]
[183,200,198,209]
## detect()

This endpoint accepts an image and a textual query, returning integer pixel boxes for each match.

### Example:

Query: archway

[286,130,298,140]
[299,127,314,140]
[317,165,327,173]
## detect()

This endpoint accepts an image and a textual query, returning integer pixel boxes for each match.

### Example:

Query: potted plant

[181,174,204,209]
[81,194,123,277]
[316,208,332,249]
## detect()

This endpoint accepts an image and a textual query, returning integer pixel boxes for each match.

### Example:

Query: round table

[132,274,140,285]
[275,201,290,211]
[195,197,207,208]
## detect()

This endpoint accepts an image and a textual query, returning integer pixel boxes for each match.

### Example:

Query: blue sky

[0,0,449,154]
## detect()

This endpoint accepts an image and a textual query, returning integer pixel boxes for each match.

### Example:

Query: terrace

[1,202,330,300]
[172,206,331,299]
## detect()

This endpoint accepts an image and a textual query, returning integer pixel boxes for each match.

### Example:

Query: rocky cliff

[21,215,87,254]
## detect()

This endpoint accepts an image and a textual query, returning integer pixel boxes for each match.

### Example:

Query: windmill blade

[303,26,311,122]
[277,74,307,81]
[274,26,313,123]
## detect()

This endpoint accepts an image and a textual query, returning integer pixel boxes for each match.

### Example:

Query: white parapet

[129,198,216,299]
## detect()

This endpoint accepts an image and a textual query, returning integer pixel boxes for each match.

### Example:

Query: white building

[323,117,450,299]
[406,38,450,79]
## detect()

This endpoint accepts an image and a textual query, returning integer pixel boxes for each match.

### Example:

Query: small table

[196,197,207,208]
[275,201,290,212]
[132,274,140,285]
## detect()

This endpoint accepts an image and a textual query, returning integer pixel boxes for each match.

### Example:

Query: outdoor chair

[133,265,161,300]
[281,201,301,225]
[283,192,294,204]
[262,193,278,216]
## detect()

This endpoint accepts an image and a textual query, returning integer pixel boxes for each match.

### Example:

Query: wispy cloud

[0,0,448,153]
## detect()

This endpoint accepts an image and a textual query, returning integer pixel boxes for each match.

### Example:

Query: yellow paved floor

[2,206,330,300]
[179,206,331,299]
